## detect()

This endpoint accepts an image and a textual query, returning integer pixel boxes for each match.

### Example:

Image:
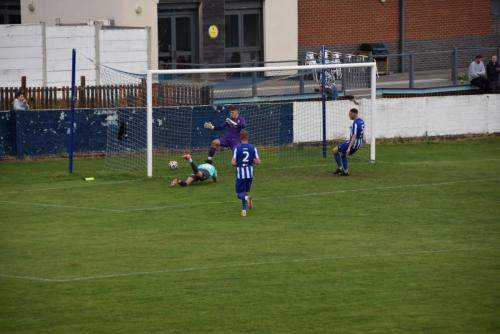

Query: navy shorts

[337,141,359,156]
[236,178,253,193]
[220,136,239,151]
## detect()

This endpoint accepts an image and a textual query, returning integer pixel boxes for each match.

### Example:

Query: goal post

[146,62,377,177]
[370,64,377,162]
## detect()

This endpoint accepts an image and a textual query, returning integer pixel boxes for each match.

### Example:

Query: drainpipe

[400,0,405,72]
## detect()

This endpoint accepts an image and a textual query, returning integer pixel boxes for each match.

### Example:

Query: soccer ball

[168,160,178,170]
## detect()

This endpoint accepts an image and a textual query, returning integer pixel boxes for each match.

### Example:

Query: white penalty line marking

[270,158,500,170]
[0,199,125,213]
[0,177,499,213]
[3,179,143,195]
[126,177,500,212]
[2,158,499,195]
[1,246,499,283]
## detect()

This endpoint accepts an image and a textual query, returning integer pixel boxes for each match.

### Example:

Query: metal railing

[375,46,500,88]
[160,45,500,90]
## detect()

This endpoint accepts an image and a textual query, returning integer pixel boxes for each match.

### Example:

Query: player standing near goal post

[170,154,217,187]
[333,108,365,176]
[204,106,246,164]
[231,130,261,217]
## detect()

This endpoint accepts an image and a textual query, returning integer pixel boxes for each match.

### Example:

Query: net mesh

[89,59,375,176]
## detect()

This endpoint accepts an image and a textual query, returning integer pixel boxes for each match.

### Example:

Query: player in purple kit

[333,108,365,176]
[204,106,246,164]
[231,130,261,217]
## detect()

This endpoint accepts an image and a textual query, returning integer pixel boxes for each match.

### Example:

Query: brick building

[13,0,500,71]
[298,0,500,71]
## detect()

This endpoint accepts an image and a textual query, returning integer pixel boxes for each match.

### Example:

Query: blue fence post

[321,45,327,159]
[451,46,458,86]
[299,73,305,95]
[251,60,257,97]
[68,48,76,174]
[409,53,415,89]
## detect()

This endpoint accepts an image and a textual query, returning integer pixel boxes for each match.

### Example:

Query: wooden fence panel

[0,82,212,111]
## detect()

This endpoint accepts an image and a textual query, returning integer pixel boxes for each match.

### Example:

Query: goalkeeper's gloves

[204,122,215,130]
[225,118,238,127]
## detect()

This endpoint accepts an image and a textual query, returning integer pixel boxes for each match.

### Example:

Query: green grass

[1,137,500,334]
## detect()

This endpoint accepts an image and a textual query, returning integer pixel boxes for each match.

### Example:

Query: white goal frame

[147,62,377,177]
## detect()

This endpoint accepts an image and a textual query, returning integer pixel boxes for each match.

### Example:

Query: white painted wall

[45,25,96,87]
[20,0,158,69]
[0,24,44,87]
[294,99,372,143]
[293,95,500,143]
[375,95,500,138]
[263,0,298,66]
[0,24,149,87]
[100,28,148,74]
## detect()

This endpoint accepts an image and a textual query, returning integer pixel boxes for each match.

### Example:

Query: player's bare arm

[347,133,357,155]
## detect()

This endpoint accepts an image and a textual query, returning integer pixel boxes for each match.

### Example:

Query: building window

[225,15,239,48]
[493,0,500,16]
[157,1,199,69]
[0,0,21,24]
[225,0,263,66]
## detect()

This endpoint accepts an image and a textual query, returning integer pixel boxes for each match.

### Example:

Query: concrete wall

[0,24,149,87]
[375,95,500,138]
[0,24,44,87]
[0,105,294,159]
[20,0,157,69]
[293,94,500,143]
[1,95,499,159]
[264,0,298,66]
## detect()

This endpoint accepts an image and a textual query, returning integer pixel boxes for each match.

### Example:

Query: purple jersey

[214,116,246,141]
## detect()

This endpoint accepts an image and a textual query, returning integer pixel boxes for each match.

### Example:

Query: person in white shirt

[468,55,489,94]
[12,90,30,111]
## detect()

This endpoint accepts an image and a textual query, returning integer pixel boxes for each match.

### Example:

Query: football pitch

[1,137,499,334]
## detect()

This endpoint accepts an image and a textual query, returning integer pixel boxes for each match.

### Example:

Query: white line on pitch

[0,178,498,213]
[3,179,142,195]
[1,246,499,283]
[2,158,498,196]
[0,200,124,213]
[269,158,500,170]
[126,177,500,212]
[376,158,500,165]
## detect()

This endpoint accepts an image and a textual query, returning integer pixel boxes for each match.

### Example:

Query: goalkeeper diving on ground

[204,106,246,164]
[170,154,218,187]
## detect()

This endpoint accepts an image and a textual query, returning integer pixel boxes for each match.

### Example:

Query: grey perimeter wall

[299,34,499,74]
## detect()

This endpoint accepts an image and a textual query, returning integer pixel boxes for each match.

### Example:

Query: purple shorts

[219,136,240,151]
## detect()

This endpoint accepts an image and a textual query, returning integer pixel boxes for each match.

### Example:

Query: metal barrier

[159,46,499,91]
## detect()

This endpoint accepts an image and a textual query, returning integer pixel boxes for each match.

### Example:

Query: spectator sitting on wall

[468,55,488,94]
[12,90,30,111]
[486,55,500,94]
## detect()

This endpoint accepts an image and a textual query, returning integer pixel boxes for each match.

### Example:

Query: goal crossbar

[146,62,377,177]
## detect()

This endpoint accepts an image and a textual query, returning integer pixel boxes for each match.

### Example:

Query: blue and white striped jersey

[350,118,365,150]
[233,143,259,180]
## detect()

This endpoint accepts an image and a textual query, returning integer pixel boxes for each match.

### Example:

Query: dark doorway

[158,9,198,69]
[0,0,21,24]
[225,0,263,67]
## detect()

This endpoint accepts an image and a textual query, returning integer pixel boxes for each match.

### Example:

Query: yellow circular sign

[208,25,219,39]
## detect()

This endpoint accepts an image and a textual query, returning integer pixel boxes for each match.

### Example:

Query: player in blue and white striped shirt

[333,108,365,176]
[231,130,261,217]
